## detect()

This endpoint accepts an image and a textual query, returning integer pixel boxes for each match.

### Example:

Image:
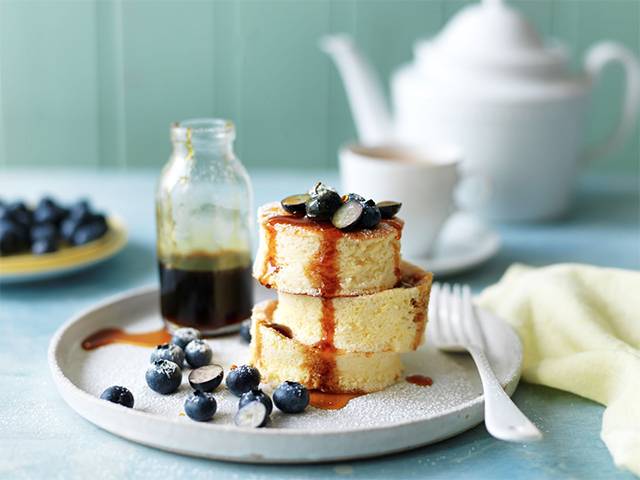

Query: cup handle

[582,41,640,164]
[453,168,492,211]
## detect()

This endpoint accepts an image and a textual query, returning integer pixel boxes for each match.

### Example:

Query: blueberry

[6,202,32,228]
[171,327,201,349]
[184,391,217,422]
[0,221,28,255]
[376,201,402,219]
[280,193,310,215]
[145,359,182,394]
[305,182,342,220]
[31,222,58,241]
[273,381,309,413]
[239,319,251,344]
[226,364,261,397]
[68,199,92,221]
[100,385,134,408]
[31,237,58,255]
[71,217,108,245]
[359,202,382,229]
[234,401,268,428]
[60,217,81,241]
[188,364,224,392]
[184,339,212,368]
[342,193,365,204]
[150,343,185,366]
[239,389,273,415]
[34,198,66,225]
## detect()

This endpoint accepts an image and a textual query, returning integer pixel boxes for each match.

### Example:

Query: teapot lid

[415,0,567,75]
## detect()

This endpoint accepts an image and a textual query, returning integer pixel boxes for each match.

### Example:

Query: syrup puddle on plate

[81,328,171,350]
[405,374,433,387]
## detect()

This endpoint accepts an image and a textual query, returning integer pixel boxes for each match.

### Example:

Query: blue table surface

[0,169,638,480]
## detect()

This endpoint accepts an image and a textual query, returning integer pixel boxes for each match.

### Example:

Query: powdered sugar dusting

[60,293,518,432]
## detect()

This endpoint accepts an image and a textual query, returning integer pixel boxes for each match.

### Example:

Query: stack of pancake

[250,202,432,393]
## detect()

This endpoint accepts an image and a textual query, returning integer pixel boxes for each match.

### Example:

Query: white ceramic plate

[49,285,522,464]
[0,216,127,284]
[405,212,501,277]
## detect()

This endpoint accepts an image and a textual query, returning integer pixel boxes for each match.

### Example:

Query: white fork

[429,283,542,442]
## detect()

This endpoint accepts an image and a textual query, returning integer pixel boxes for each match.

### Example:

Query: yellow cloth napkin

[477,263,640,476]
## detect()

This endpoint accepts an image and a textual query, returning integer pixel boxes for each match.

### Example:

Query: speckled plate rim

[0,216,127,283]
[48,285,523,464]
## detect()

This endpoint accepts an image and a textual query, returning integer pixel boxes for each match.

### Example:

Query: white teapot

[322,0,640,221]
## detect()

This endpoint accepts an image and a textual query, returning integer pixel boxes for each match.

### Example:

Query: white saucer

[405,212,501,277]
[48,285,522,464]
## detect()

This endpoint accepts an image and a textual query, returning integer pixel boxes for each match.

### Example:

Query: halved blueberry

[171,327,201,350]
[145,359,182,394]
[150,343,185,366]
[188,364,224,392]
[226,364,260,397]
[234,401,268,428]
[239,389,273,415]
[273,381,309,414]
[377,201,402,219]
[331,200,363,230]
[184,339,212,368]
[100,385,134,408]
[184,391,217,422]
[281,193,310,215]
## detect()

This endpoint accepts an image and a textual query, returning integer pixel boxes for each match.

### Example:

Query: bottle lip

[171,118,235,143]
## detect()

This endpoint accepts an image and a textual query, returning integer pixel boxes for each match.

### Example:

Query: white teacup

[339,144,463,258]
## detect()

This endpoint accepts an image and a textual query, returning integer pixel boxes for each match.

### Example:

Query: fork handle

[468,346,543,442]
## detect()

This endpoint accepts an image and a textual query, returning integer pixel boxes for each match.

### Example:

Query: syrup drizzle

[406,374,433,387]
[261,214,404,394]
[81,327,171,350]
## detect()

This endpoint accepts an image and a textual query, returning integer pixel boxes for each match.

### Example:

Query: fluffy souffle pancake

[273,261,432,353]
[250,300,403,393]
[253,202,403,297]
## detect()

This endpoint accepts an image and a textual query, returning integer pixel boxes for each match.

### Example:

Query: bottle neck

[170,118,236,162]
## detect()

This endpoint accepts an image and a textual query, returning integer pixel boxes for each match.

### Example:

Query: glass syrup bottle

[156,118,253,335]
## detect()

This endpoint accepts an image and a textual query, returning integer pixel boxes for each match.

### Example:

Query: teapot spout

[320,34,393,145]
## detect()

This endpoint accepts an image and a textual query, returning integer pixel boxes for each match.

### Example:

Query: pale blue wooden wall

[0,0,638,172]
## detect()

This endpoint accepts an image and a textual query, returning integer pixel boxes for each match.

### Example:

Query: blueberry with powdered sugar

[184,391,217,422]
[273,381,309,413]
[226,364,260,397]
[100,385,134,408]
[145,359,182,394]
[171,327,201,350]
[184,339,212,368]
[150,343,185,366]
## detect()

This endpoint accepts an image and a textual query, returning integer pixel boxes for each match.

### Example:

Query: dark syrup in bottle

[158,251,253,335]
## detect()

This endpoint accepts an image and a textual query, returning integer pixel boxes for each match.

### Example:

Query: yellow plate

[0,216,127,283]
